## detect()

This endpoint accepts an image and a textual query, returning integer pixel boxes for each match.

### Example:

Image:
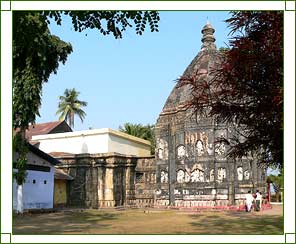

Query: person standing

[245,191,254,212]
[255,190,262,211]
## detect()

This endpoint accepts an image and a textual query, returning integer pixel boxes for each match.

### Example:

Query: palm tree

[119,123,155,155]
[56,88,87,128]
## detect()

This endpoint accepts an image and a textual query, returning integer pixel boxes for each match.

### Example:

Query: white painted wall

[32,128,151,156]
[13,166,55,210]
[34,131,109,154]
[108,134,150,157]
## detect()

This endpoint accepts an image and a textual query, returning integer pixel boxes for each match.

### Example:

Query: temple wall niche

[156,138,168,160]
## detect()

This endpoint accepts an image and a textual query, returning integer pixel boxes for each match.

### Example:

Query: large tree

[13,10,160,212]
[177,11,283,169]
[13,10,160,130]
[119,123,156,155]
[13,11,73,131]
[56,88,88,129]
[13,12,73,212]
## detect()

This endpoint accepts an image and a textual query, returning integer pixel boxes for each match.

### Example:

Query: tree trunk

[16,127,26,214]
[71,112,74,129]
[16,184,23,213]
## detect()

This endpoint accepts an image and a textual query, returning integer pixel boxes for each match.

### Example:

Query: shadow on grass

[13,211,118,234]
[13,209,284,235]
[189,212,283,235]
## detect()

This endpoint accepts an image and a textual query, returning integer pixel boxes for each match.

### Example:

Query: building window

[44,180,47,184]
[32,179,36,184]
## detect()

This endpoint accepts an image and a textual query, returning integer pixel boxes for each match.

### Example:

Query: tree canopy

[13,11,73,130]
[56,88,88,129]
[13,11,160,186]
[13,10,160,130]
[119,123,156,155]
[177,11,283,169]
[44,11,160,38]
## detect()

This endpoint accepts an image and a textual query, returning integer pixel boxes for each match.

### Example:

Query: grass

[13,205,283,235]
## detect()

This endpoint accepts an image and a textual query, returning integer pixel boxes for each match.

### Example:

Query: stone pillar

[85,167,92,208]
[228,160,235,205]
[97,166,104,207]
[91,166,98,208]
[104,167,115,207]
[125,164,136,206]
[168,125,176,206]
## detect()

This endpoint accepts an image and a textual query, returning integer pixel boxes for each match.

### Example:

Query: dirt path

[255,204,283,215]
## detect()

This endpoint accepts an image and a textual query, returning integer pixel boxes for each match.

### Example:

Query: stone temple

[154,22,267,207]
[28,22,267,209]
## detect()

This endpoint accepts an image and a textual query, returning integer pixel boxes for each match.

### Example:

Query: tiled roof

[15,121,72,140]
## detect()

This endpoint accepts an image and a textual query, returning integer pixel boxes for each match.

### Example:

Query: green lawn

[13,206,283,235]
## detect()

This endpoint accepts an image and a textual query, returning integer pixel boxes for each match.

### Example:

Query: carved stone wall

[155,112,266,207]
[55,153,139,208]
[134,157,156,207]
[154,22,267,207]
[55,153,155,208]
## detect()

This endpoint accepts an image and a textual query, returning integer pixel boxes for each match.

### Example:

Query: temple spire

[201,21,216,50]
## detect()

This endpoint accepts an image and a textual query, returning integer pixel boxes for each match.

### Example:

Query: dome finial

[201,21,216,50]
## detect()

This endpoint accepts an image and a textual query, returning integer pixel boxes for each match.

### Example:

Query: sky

[37,11,231,131]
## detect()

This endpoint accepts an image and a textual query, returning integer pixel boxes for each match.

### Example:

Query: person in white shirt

[245,191,254,212]
[255,190,262,211]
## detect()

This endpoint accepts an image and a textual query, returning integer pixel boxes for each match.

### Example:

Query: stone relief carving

[207,143,214,155]
[190,169,205,182]
[184,131,218,157]
[184,171,191,183]
[176,169,185,183]
[156,138,168,160]
[237,167,243,181]
[158,148,164,159]
[217,167,226,183]
[201,132,208,149]
[191,169,200,182]
[177,145,186,160]
[210,169,215,182]
[244,170,250,180]
[215,142,226,155]
[160,170,168,183]
[177,164,205,183]
[196,140,204,156]
[199,170,204,182]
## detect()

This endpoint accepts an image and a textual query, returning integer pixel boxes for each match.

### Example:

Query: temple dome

[158,22,221,117]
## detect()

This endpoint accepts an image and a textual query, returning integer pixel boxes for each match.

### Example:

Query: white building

[32,128,151,157]
[13,144,59,210]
